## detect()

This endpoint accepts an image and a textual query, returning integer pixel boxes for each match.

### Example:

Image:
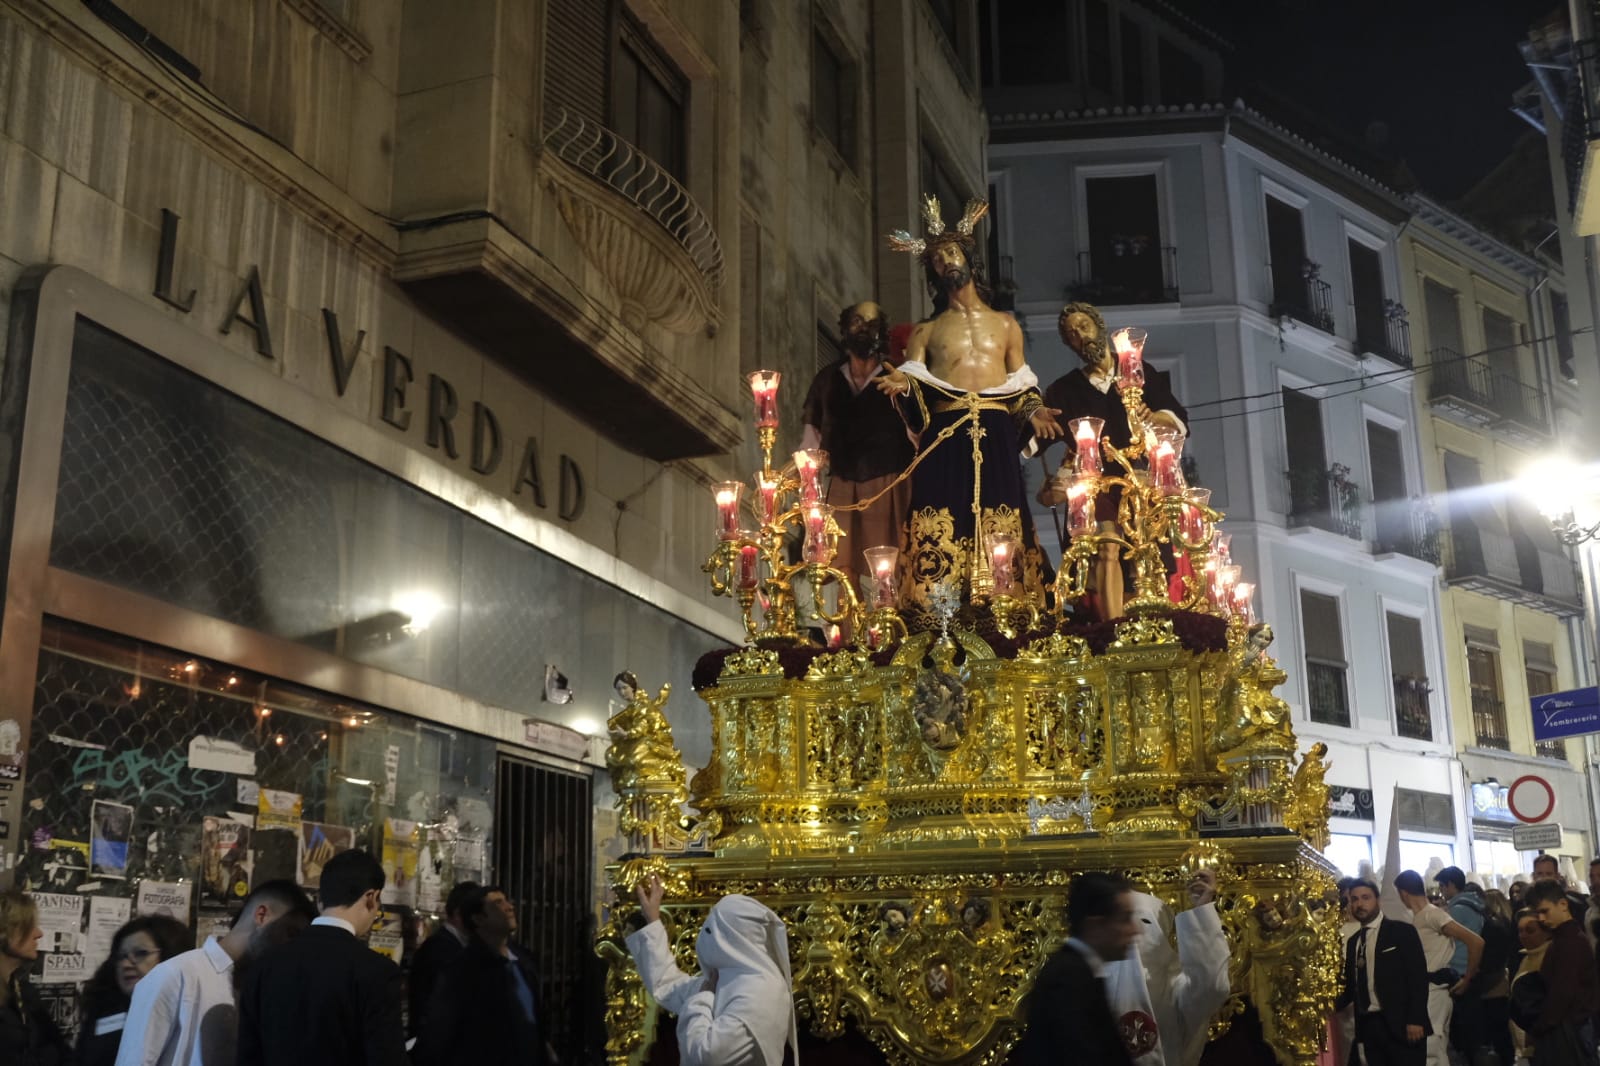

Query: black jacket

[1337,918,1430,1043]
[237,923,406,1066]
[406,927,465,1038]
[0,972,69,1066]
[413,938,551,1066]
[1010,942,1133,1066]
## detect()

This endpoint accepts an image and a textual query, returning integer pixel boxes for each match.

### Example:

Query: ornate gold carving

[605,680,689,851]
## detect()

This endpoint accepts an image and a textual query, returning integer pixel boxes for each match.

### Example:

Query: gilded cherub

[605,672,687,828]
[1287,742,1331,850]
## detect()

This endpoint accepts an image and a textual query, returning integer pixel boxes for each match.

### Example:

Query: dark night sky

[1172,0,1561,200]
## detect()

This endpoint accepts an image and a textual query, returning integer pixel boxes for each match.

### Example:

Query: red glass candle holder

[1111,327,1147,389]
[748,370,781,429]
[1070,416,1104,477]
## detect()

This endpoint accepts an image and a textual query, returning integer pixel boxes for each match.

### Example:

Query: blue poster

[1531,686,1600,742]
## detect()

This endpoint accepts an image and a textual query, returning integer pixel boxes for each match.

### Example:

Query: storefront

[0,266,737,1049]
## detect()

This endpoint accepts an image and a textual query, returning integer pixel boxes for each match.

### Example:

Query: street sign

[1508,775,1557,824]
[1531,685,1600,742]
[1512,822,1564,851]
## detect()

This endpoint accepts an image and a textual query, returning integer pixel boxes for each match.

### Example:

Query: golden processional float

[597,324,1343,1065]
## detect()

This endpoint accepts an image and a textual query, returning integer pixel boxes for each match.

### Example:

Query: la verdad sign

[1531,685,1600,742]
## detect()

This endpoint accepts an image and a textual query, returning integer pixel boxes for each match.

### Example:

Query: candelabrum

[1051,326,1252,626]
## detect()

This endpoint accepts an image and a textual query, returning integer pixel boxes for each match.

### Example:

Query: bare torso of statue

[903,244,1022,391]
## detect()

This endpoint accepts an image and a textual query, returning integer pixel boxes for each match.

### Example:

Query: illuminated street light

[1520,456,1600,544]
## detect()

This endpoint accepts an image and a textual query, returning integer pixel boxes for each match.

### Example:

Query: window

[1283,388,1329,523]
[1482,307,1521,381]
[1266,196,1308,316]
[1423,278,1463,355]
[926,0,969,73]
[984,0,1071,86]
[920,141,969,223]
[1085,0,1112,91]
[1398,838,1455,873]
[1324,833,1372,878]
[1553,291,1576,380]
[1386,613,1430,740]
[544,0,612,124]
[1367,421,1407,553]
[1301,590,1349,727]
[1158,37,1204,103]
[812,28,856,166]
[1396,788,1456,834]
[613,13,689,181]
[1349,240,1386,355]
[1467,635,1509,750]
[1083,175,1165,303]
[1527,642,1565,760]
[1120,15,1143,105]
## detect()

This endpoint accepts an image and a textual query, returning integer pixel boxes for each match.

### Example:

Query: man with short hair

[1431,866,1486,1059]
[116,880,314,1066]
[1533,853,1562,882]
[406,881,478,1040]
[1013,872,1140,1065]
[1584,858,1600,948]
[1524,878,1600,1057]
[237,850,405,1066]
[1337,879,1428,1066]
[413,886,554,1066]
[1396,870,1482,1066]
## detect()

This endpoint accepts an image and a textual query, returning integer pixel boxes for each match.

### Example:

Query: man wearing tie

[1338,879,1429,1066]
[1012,871,1141,1065]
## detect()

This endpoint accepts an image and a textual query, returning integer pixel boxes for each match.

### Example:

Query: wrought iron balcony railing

[1393,675,1433,741]
[1272,274,1335,334]
[1374,497,1441,565]
[1428,350,1550,436]
[1356,300,1412,367]
[1471,688,1510,750]
[1071,246,1179,305]
[1307,660,1351,727]
[1287,462,1364,540]
[1536,738,1568,761]
[542,108,726,294]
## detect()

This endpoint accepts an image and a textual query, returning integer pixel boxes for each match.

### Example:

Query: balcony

[1307,660,1350,727]
[1070,246,1179,305]
[1356,300,1412,368]
[1471,689,1510,750]
[1288,462,1364,541]
[1272,272,1336,334]
[1427,350,1550,442]
[1374,497,1441,565]
[1536,738,1568,761]
[1393,675,1433,741]
[1565,37,1600,234]
[1444,517,1584,616]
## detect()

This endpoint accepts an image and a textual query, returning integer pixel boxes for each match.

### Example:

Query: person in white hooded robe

[625,875,798,1066]
[1101,869,1232,1066]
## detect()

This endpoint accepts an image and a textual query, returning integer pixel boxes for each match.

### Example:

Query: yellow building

[1400,194,1592,880]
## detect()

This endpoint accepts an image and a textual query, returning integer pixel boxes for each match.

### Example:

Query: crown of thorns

[887,195,989,258]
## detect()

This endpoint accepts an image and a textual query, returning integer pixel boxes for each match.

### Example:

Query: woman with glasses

[76,914,190,1066]
[0,889,69,1065]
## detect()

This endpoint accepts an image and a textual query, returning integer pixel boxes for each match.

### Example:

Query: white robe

[625,894,798,1066]
[1102,895,1232,1066]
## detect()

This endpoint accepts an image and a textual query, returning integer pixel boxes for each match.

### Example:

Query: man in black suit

[407,880,478,1039]
[237,849,405,1066]
[413,885,555,1066]
[1337,878,1429,1066]
[1012,871,1141,1065]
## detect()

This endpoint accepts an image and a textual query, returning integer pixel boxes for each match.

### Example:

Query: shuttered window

[544,0,612,125]
[1424,278,1462,355]
[1302,590,1349,727]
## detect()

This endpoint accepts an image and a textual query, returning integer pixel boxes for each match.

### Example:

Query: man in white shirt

[1395,869,1482,1066]
[116,880,314,1066]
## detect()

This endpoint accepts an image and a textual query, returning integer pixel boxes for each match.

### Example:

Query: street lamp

[1521,456,1600,544]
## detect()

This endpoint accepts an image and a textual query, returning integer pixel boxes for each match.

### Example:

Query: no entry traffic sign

[1508,774,1556,824]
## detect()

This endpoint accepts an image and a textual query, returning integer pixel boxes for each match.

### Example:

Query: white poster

[382,744,400,806]
[188,736,257,776]
[34,892,84,954]
[40,950,89,984]
[85,896,132,966]
[136,880,193,922]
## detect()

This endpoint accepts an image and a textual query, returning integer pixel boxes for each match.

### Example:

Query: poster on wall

[34,892,84,953]
[253,790,303,887]
[85,895,132,965]
[136,880,193,923]
[367,907,404,965]
[89,800,134,879]
[201,816,252,903]
[380,819,418,907]
[298,822,355,889]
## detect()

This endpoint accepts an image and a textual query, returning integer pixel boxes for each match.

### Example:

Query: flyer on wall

[89,799,134,879]
[380,818,419,907]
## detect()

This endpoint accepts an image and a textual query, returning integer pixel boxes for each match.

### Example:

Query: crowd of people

[1334,855,1600,1066]
[0,849,556,1066]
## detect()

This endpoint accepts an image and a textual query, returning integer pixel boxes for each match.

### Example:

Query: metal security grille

[495,755,593,1062]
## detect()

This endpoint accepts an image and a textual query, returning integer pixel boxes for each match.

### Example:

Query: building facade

[0,0,984,1049]
[1400,194,1593,880]
[985,0,1467,880]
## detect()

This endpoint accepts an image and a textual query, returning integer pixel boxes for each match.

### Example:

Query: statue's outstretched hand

[876,367,911,396]
[1030,406,1065,441]
[637,874,665,924]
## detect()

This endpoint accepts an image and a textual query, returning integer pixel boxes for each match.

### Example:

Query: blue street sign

[1531,686,1600,742]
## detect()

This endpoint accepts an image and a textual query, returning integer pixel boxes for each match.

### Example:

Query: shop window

[1300,590,1349,727]
[1324,833,1372,878]
[613,11,689,182]
[1398,838,1455,874]
[1467,637,1509,750]
[812,26,857,167]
